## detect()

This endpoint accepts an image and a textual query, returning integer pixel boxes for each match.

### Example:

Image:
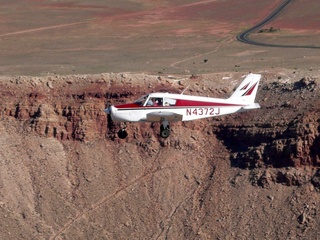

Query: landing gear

[117,122,128,139]
[160,127,170,138]
[117,129,128,139]
[160,120,170,138]
[115,121,171,139]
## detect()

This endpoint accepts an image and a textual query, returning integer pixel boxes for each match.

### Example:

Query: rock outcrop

[0,72,319,239]
[1,74,319,168]
[213,77,319,188]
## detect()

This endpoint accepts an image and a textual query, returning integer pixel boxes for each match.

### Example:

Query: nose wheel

[117,129,128,139]
[117,122,128,139]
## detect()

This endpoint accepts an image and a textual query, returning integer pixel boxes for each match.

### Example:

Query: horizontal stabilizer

[242,103,261,110]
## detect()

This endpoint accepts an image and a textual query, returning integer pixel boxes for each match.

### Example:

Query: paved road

[237,0,320,49]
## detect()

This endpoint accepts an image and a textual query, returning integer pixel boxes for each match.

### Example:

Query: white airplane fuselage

[105,73,261,138]
[108,94,249,123]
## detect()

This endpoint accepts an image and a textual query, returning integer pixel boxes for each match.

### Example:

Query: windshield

[134,95,148,106]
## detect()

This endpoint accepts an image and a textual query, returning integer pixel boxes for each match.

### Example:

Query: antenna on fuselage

[181,85,190,95]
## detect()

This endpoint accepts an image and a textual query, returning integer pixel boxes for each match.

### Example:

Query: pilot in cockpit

[147,98,153,106]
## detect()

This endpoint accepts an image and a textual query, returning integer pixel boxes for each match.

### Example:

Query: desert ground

[1,0,320,76]
[0,0,319,239]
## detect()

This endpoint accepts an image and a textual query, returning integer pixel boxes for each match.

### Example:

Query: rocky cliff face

[2,75,109,141]
[0,72,319,239]
[2,74,181,142]
[213,77,320,187]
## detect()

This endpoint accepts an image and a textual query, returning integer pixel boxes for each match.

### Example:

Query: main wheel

[160,128,170,138]
[117,129,128,139]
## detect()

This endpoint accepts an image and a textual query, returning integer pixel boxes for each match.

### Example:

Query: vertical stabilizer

[229,73,261,105]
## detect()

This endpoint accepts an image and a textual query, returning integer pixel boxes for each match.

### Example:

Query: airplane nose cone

[104,106,111,114]
[104,105,117,115]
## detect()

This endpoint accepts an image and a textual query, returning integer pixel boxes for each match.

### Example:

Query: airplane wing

[146,111,183,122]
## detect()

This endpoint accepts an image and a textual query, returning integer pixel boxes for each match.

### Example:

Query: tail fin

[229,73,261,108]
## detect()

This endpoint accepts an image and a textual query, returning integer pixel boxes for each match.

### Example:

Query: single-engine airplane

[105,73,261,139]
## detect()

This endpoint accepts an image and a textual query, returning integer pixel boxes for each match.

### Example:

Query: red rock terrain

[0,71,319,239]
[1,0,320,239]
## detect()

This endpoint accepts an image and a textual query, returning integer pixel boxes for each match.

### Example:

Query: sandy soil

[0,0,319,76]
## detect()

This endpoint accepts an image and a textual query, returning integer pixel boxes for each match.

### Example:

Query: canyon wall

[0,72,319,239]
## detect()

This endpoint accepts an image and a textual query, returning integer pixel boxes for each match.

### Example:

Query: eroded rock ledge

[1,73,319,188]
[213,77,319,187]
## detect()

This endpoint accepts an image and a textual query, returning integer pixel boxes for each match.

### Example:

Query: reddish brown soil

[0,70,319,239]
[0,1,320,239]
[265,0,320,32]
[1,0,319,75]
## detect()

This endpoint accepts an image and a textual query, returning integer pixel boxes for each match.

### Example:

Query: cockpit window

[163,98,176,106]
[146,97,164,107]
[135,95,168,107]
[134,95,148,106]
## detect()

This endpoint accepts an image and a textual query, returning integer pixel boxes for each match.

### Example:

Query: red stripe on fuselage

[115,100,244,109]
[115,103,141,108]
[175,99,244,107]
